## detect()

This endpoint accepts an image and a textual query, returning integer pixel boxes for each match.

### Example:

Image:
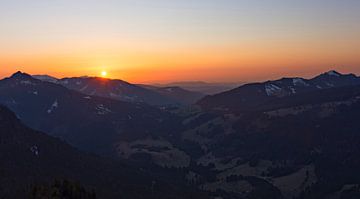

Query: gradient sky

[1,0,360,83]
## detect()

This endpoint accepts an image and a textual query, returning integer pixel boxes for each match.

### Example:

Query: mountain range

[33,75,205,106]
[0,72,181,158]
[198,70,360,112]
[154,81,243,95]
[2,70,360,199]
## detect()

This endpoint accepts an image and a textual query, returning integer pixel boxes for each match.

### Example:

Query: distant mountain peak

[324,70,342,77]
[11,71,33,79]
[314,70,358,80]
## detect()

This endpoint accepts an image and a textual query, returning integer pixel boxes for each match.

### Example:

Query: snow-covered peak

[325,70,341,77]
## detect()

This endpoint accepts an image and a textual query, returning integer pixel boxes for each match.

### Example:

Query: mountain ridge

[33,74,204,105]
[197,70,360,111]
[0,72,178,157]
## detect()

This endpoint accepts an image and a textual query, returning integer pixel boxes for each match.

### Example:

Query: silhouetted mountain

[198,70,360,111]
[0,105,208,199]
[0,72,178,157]
[154,81,242,95]
[311,70,360,88]
[140,85,205,105]
[34,75,179,106]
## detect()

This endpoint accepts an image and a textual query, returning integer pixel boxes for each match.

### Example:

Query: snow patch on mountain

[20,80,36,86]
[80,85,88,91]
[292,78,310,86]
[265,84,282,96]
[290,87,296,94]
[326,82,335,87]
[30,145,39,156]
[96,104,111,115]
[47,100,58,114]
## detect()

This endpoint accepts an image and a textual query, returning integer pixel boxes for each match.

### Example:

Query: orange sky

[0,0,360,83]
[1,39,359,83]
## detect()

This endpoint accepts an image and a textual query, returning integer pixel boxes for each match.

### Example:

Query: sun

[101,71,107,77]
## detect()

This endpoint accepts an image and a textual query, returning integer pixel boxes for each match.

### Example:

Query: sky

[0,0,360,83]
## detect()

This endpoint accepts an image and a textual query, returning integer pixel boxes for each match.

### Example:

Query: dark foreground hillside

[0,105,208,199]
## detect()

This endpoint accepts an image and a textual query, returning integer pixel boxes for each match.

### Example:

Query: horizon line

[4,69,359,86]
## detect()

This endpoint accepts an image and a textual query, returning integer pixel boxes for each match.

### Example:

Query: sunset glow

[101,71,108,78]
[0,1,359,83]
